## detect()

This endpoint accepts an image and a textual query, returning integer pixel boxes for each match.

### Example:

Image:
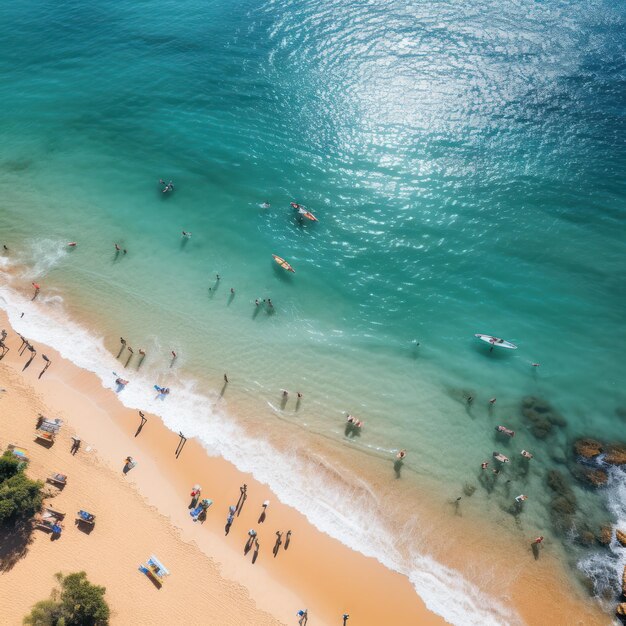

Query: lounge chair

[35,517,63,535]
[76,510,95,525]
[42,506,65,520]
[139,555,170,588]
[34,418,62,444]
[47,473,67,486]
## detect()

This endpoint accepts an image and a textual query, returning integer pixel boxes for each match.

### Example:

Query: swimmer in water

[182,231,192,238]
[261,202,270,208]
[159,179,174,193]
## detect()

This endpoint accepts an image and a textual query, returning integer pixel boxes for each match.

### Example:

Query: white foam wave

[577,466,626,611]
[13,237,71,280]
[0,279,518,626]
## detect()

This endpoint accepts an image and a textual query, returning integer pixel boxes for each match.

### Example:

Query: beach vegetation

[24,571,110,626]
[0,452,43,523]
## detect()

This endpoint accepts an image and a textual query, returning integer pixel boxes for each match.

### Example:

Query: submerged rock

[617,530,626,548]
[573,438,603,459]
[521,397,567,439]
[605,443,626,466]
[597,525,612,546]
[547,469,569,493]
[546,470,577,533]
[575,529,596,547]
[570,465,608,488]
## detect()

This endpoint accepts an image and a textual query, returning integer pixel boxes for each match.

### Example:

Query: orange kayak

[272,254,295,273]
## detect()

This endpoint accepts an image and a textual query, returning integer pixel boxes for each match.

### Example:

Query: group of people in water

[469,398,543,542]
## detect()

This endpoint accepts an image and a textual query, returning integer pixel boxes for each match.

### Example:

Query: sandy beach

[0,312,447,625]
[0,306,612,625]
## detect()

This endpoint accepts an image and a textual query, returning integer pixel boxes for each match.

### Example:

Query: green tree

[24,572,109,626]
[0,470,43,523]
[58,572,109,625]
[22,598,60,626]
[0,451,21,481]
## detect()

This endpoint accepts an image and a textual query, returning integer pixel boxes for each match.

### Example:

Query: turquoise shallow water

[1,0,625,621]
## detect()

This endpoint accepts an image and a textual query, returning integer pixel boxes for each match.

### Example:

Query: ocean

[1,0,625,623]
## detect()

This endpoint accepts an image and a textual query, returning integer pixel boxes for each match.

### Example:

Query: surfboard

[301,210,318,222]
[475,334,517,350]
[272,254,295,273]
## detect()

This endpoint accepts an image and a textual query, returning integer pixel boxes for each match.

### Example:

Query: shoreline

[0,310,445,625]
[0,287,611,624]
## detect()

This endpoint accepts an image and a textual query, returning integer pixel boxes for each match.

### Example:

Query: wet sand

[0,308,610,625]
[0,313,443,625]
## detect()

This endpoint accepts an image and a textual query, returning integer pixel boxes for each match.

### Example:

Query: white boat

[475,334,517,350]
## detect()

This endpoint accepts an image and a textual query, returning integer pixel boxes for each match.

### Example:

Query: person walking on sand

[285,529,292,549]
[237,483,247,514]
[32,282,40,299]
[297,609,308,625]
[274,530,282,544]
[343,614,350,625]
[70,436,81,455]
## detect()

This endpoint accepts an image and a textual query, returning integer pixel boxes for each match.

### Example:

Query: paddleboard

[272,254,295,273]
[292,203,318,222]
[475,334,517,350]
[300,209,318,222]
